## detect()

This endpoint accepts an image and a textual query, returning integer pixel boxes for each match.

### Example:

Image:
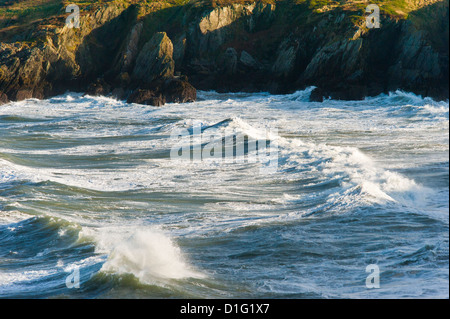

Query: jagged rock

[301,39,363,85]
[132,32,174,84]
[387,21,444,95]
[76,5,139,82]
[272,39,298,78]
[191,3,258,58]
[0,4,136,101]
[0,44,45,100]
[199,5,252,35]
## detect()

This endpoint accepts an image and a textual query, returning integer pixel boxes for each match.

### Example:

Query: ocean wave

[0,89,448,298]
[79,226,205,285]
[1,112,436,212]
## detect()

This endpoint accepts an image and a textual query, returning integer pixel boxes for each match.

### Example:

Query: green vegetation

[0,0,63,29]
[0,0,445,32]
[308,0,335,10]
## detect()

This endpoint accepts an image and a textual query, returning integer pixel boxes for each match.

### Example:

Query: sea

[0,87,448,298]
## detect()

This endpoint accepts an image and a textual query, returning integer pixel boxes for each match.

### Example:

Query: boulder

[15,88,34,101]
[163,78,197,103]
[127,88,166,106]
[0,92,8,105]
[309,87,326,102]
[86,79,111,96]
[330,85,368,101]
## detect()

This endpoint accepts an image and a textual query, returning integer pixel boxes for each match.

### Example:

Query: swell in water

[0,88,448,298]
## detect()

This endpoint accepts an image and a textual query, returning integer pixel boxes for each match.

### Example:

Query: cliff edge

[0,0,448,105]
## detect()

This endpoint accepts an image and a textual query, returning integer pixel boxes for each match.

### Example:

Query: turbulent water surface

[0,88,448,298]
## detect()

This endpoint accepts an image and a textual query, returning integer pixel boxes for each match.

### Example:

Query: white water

[0,88,448,298]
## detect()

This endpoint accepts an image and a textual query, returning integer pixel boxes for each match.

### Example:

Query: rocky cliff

[0,0,448,105]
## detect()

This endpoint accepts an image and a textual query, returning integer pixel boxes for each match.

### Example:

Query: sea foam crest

[80,227,205,284]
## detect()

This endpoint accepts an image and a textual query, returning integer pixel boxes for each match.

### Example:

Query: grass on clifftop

[0,0,62,29]
[0,0,445,33]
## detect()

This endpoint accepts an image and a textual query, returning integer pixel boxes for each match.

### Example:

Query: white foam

[0,170,17,187]
[0,89,447,298]
[79,226,205,284]
[0,269,54,287]
[0,90,447,226]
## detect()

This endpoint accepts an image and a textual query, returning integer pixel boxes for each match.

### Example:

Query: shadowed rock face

[0,0,448,105]
[126,77,196,106]
[0,91,9,104]
[163,77,197,103]
[127,88,166,106]
[120,22,143,73]
[0,3,131,102]
[132,32,175,84]
[185,0,448,100]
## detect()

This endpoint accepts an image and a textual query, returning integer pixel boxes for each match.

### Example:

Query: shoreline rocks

[0,1,448,105]
[0,91,8,104]
[126,77,196,106]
